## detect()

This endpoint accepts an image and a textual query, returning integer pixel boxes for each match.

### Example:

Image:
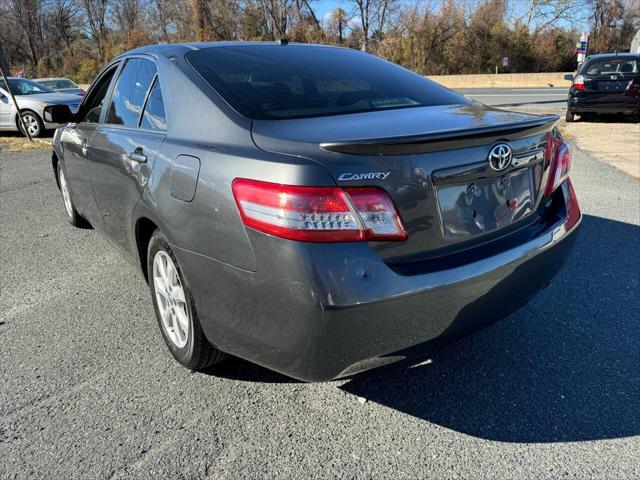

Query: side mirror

[563,74,574,81]
[43,104,73,124]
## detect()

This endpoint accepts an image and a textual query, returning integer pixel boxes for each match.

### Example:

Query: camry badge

[338,171,391,181]
[488,144,513,171]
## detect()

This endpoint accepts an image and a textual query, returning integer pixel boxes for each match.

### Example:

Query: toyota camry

[46,42,581,381]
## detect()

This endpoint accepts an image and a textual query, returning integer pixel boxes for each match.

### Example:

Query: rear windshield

[186,45,468,120]
[582,57,639,75]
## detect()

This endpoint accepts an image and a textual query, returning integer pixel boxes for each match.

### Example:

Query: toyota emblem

[488,144,513,171]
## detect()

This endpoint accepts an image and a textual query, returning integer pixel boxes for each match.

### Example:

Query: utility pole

[0,44,32,141]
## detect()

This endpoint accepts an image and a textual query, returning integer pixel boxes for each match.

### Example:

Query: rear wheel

[565,110,575,122]
[148,230,226,370]
[18,110,44,138]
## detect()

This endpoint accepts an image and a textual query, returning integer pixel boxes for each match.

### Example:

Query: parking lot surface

[1,140,639,478]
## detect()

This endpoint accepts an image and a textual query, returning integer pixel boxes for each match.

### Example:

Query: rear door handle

[129,148,147,163]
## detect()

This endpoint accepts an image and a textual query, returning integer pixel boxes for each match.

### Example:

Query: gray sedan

[46,42,581,381]
[0,77,81,137]
[33,77,86,97]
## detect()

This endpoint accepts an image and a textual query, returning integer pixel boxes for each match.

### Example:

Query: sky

[315,0,345,22]
[312,0,590,32]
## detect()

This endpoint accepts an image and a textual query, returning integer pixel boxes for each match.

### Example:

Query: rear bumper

[568,94,639,114]
[174,181,581,382]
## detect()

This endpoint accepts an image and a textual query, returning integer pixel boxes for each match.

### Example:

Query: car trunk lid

[251,103,558,263]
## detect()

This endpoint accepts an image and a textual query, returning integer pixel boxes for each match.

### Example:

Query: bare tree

[3,0,46,71]
[512,0,584,34]
[257,0,295,38]
[589,0,640,53]
[326,7,350,44]
[112,0,144,34]
[346,0,394,51]
[49,0,80,49]
[80,0,111,61]
[190,0,214,40]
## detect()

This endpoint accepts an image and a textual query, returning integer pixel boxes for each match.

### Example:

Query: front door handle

[129,147,147,163]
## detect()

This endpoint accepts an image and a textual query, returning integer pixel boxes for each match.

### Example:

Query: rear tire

[147,229,226,370]
[565,110,575,122]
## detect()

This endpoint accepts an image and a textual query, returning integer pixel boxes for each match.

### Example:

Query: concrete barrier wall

[81,72,571,93]
[427,72,573,89]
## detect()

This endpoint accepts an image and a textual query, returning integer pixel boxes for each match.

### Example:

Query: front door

[88,57,167,255]
[59,63,120,228]
[0,86,14,129]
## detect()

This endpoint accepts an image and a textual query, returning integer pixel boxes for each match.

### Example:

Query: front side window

[186,45,468,120]
[79,66,118,123]
[140,78,167,130]
[106,58,157,127]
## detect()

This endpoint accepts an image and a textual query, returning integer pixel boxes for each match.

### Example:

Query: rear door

[581,56,640,110]
[88,56,167,254]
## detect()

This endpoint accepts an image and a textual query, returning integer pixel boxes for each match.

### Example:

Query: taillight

[232,179,408,242]
[572,75,585,91]
[546,142,572,196]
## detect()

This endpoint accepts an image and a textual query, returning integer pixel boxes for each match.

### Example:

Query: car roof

[33,77,72,81]
[116,41,344,60]
[585,53,640,60]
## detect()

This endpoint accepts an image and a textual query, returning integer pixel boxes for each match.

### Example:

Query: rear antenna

[278,38,289,46]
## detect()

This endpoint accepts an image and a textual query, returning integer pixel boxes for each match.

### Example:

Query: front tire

[57,163,88,228]
[147,230,226,370]
[18,110,44,138]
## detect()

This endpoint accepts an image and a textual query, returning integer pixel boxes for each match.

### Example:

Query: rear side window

[107,58,156,127]
[583,58,639,75]
[140,78,167,130]
[186,45,468,120]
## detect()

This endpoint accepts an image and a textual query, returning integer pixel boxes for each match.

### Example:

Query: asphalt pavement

[1,132,639,477]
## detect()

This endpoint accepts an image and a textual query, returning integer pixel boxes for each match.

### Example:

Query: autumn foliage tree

[0,0,638,82]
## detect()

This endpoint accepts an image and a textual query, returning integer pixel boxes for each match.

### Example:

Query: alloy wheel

[153,251,189,348]
[21,113,40,137]
[59,169,74,219]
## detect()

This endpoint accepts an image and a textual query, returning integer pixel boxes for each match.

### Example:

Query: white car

[0,77,81,137]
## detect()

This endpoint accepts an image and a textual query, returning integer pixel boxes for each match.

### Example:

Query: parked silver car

[33,77,86,97]
[0,77,81,137]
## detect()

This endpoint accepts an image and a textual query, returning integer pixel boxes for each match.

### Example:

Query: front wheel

[57,163,89,228]
[148,230,226,370]
[18,110,44,138]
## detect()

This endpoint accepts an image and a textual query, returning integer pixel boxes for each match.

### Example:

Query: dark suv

[565,53,640,121]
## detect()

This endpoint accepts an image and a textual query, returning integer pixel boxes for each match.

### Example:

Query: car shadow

[339,213,640,443]
[207,214,639,443]
[576,113,638,123]
[205,356,302,384]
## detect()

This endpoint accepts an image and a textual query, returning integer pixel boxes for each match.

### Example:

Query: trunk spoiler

[320,115,559,155]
